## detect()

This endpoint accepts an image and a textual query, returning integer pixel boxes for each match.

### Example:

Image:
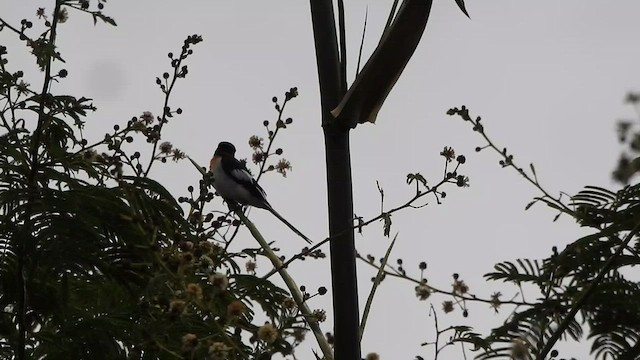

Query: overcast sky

[3,1,640,359]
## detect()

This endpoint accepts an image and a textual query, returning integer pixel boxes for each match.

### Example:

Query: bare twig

[143,41,196,177]
[448,106,574,217]
[259,176,451,283]
[357,253,532,307]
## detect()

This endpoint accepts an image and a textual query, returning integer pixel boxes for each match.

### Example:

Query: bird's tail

[267,206,312,244]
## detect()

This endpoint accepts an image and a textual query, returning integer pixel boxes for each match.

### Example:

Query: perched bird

[209,141,312,244]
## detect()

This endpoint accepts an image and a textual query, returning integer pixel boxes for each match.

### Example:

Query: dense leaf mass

[0,4,310,359]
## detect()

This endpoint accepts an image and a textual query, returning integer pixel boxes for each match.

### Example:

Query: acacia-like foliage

[0,2,320,359]
[447,107,640,360]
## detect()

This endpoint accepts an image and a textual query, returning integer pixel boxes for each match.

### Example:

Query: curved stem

[256,96,288,182]
[233,205,333,360]
[143,47,188,177]
[450,107,574,217]
[259,176,450,283]
[357,252,533,307]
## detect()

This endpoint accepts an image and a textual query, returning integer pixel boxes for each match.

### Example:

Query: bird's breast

[211,160,260,207]
[209,156,220,172]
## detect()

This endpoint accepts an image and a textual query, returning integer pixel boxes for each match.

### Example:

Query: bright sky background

[3,1,640,359]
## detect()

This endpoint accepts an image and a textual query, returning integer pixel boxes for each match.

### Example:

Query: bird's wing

[222,156,268,201]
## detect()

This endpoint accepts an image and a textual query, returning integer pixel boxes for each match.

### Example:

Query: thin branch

[142,45,190,177]
[0,18,36,42]
[233,205,334,360]
[256,96,290,182]
[357,253,533,307]
[449,107,574,217]
[259,176,451,283]
[430,304,440,360]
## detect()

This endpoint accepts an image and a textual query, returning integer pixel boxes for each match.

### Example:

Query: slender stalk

[454,109,573,216]
[256,96,289,182]
[309,2,360,360]
[233,207,333,360]
[357,253,532,306]
[259,176,451,284]
[142,45,190,177]
[430,305,440,360]
[17,2,63,358]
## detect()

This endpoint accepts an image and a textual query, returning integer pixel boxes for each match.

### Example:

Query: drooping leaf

[331,0,433,126]
[454,0,471,18]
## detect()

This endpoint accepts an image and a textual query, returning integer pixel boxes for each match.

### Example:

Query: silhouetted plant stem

[309,1,360,359]
[142,41,191,177]
[260,175,452,283]
[234,205,334,360]
[18,2,63,359]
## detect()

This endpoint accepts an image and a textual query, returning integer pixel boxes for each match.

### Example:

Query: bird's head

[214,141,236,157]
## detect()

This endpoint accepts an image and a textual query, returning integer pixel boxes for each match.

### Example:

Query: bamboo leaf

[187,156,207,176]
[355,7,368,76]
[331,0,433,126]
[360,233,397,340]
[455,0,471,18]
[382,0,401,36]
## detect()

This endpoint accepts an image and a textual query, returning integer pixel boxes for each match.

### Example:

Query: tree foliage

[359,106,640,360]
[446,107,640,360]
[0,2,322,359]
[2,1,638,360]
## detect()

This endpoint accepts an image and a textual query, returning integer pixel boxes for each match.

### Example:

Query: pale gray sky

[3,1,640,359]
